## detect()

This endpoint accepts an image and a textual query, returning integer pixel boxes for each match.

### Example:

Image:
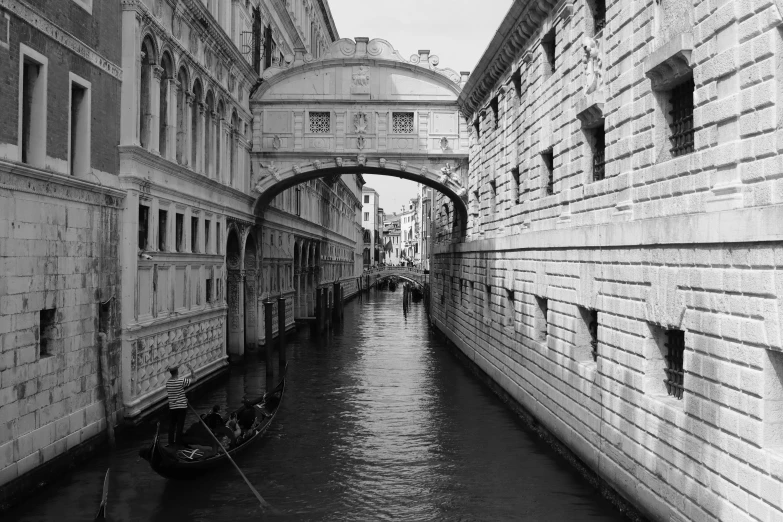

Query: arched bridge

[365,266,429,289]
[249,38,470,232]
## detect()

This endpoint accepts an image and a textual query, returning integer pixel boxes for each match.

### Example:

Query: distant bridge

[363,266,429,289]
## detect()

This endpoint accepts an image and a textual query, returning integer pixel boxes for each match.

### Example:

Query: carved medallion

[440,136,450,151]
[272,135,281,150]
[357,136,366,150]
[351,65,370,94]
[354,112,368,134]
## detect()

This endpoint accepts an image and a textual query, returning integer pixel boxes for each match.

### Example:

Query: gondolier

[166,362,196,446]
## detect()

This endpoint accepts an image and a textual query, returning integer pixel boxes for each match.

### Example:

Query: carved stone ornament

[173,14,182,39]
[354,112,368,134]
[357,154,366,167]
[262,161,281,181]
[351,65,370,94]
[312,160,322,170]
[379,158,387,168]
[644,33,695,91]
[357,135,366,150]
[440,136,450,151]
[292,164,302,174]
[400,161,408,172]
[189,29,198,55]
[420,165,428,175]
[153,0,162,19]
[272,135,281,150]
[228,74,235,92]
[335,157,343,167]
[583,37,603,95]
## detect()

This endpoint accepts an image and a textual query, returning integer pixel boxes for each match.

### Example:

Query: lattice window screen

[392,112,414,133]
[309,112,331,133]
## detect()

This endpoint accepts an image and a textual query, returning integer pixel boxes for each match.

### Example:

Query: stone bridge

[249,37,471,232]
[365,266,428,289]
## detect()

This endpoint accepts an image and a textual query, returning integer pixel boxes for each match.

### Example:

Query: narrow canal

[6,288,631,521]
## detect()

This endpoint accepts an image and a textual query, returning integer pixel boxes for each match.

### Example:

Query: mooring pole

[264,300,274,393]
[277,296,287,374]
[324,290,331,330]
[332,282,340,324]
[315,288,323,334]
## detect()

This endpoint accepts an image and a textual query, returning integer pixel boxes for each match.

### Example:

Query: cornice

[0,159,125,206]
[458,0,562,118]
[314,0,339,42]
[271,0,305,50]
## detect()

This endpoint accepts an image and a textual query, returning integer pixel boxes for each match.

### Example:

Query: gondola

[139,367,287,479]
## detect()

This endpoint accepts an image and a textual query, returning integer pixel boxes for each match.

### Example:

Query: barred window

[309,111,331,133]
[668,78,694,157]
[591,124,606,182]
[392,112,414,133]
[664,329,685,400]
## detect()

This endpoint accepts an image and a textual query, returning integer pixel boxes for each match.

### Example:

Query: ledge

[644,32,694,91]
[575,91,605,129]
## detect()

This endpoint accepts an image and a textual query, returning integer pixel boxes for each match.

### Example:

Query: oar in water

[186,403,271,511]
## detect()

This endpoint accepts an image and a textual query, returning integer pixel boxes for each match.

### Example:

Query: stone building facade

[0,0,124,499]
[117,0,344,419]
[430,0,783,521]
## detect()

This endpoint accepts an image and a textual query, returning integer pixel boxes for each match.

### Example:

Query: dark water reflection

[6,289,629,521]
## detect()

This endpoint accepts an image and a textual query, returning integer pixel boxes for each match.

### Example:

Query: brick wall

[0,2,121,174]
[432,0,783,521]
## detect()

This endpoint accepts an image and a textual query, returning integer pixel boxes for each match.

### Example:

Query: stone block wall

[0,164,123,489]
[432,0,783,520]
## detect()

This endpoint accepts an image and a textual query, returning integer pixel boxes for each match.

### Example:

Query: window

[542,28,556,76]
[511,68,522,102]
[138,205,149,250]
[663,329,685,399]
[175,213,184,252]
[39,308,57,358]
[589,124,606,182]
[69,74,91,176]
[19,45,48,167]
[364,195,370,204]
[667,78,695,157]
[490,96,499,128]
[588,0,606,34]
[364,212,369,221]
[309,111,331,133]
[392,112,414,133]
[504,289,515,327]
[206,273,213,303]
[534,296,548,342]
[576,307,599,363]
[216,223,221,255]
[511,167,521,204]
[191,217,199,253]
[295,188,301,216]
[541,149,554,195]
[158,209,168,251]
[205,219,211,253]
[489,181,497,212]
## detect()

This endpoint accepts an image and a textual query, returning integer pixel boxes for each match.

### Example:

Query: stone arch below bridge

[249,37,471,236]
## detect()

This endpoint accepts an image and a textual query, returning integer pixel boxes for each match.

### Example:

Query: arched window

[216,100,225,182]
[191,80,202,171]
[230,110,238,187]
[205,91,214,177]
[158,53,173,158]
[139,37,156,150]
[176,67,188,165]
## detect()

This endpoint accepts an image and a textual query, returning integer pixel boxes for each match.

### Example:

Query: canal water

[6,289,630,521]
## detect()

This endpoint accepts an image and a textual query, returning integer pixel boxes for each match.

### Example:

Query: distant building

[382,214,402,265]
[361,186,381,266]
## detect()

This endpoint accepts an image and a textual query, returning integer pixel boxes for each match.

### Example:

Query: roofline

[317,0,339,42]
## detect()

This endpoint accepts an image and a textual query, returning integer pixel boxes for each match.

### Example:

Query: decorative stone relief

[400,161,408,172]
[129,317,224,399]
[357,155,366,167]
[440,136,450,151]
[173,14,182,39]
[351,66,370,94]
[272,135,281,150]
[354,112,368,134]
[379,158,387,168]
[189,28,198,55]
[292,164,302,174]
[357,136,366,149]
[335,157,343,167]
[263,161,280,181]
[312,160,322,170]
[582,37,603,95]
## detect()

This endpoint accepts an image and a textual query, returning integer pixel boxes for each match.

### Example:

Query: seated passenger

[203,405,224,431]
[238,400,257,432]
[226,412,242,439]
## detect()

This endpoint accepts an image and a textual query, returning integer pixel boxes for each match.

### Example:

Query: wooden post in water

[277,296,286,374]
[315,288,323,334]
[332,282,340,324]
[96,333,115,449]
[264,300,274,393]
[339,283,344,322]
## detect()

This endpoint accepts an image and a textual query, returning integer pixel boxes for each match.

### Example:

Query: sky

[328,0,513,214]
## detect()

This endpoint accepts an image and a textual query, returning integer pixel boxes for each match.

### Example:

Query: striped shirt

[166,377,191,409]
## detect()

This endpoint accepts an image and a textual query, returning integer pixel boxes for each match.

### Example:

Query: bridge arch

[250,38,470,236]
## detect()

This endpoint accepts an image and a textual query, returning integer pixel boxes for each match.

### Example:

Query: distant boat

[139,368,286,479]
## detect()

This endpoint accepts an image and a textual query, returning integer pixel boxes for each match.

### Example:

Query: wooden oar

[186,403,271,511]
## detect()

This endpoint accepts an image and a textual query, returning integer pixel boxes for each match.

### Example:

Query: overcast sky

[329,0,513,214]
